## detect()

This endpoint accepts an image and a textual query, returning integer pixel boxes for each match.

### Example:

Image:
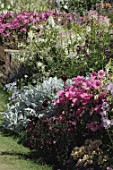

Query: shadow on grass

[0,129,52,168]
[0,126,19,138]
[0,151,29,159]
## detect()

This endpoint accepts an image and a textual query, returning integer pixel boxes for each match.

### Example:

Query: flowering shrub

[15,16,113,84]
[48,0,102,15]
[22,70,113,169]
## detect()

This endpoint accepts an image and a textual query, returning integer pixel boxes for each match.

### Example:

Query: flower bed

[1,1,113,170]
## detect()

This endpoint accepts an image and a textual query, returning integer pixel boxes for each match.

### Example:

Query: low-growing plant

[2,77,67,133]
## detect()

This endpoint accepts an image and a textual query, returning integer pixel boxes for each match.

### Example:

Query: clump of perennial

[71,139,108,168]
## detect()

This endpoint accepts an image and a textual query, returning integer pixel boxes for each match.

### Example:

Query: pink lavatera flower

[80,93,93,100]
[98,70,105,78]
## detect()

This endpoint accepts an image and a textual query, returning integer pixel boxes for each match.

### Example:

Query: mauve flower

[102,102,109,110]
[101,117,111,129]
[87,121,99,132]
[98,70,105,78]
[107,83,113,92]
[100,111,107,117]
[107,167,113,170]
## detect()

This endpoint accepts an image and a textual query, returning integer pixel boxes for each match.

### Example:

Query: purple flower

[87,121,99,132]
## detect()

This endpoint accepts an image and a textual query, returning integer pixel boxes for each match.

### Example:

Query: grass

[0,85,9,112]
[0,131,52,170]
[0,85,52,170]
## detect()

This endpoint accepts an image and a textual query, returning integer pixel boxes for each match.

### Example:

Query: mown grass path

[0,132,52,170]
[0,87,52,170]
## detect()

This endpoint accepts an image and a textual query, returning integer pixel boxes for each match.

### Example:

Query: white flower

[48,16,55,27]
[36,62,43,67]
[77,34,82,41]
[63,5,68,9]
[7,5,11,9]
[28,30,34,41]
[24,75,28,78]
[68,40,71,44]
[86,26,91,33]
[1,3,4,8]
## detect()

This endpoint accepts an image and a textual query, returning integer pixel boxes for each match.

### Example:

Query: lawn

[0,85,9,112]
[0,131,52,170]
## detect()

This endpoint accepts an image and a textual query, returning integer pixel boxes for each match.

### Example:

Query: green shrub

[49,0,102,15]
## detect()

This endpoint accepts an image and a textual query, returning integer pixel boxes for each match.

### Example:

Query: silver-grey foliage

[3,77,72,133]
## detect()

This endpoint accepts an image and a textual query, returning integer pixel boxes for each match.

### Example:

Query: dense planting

[0,10,73,48]
[1,1,113,170]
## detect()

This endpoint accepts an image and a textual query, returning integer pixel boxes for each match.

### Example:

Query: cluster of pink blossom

[0,10,73,38]
[53,70,112,132]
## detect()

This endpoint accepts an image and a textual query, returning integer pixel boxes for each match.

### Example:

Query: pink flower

[53,140,56,144]
[89,108,94,116]
[23,19,29,24]
[20,28,27,32]
[107,167,113,170]
[65,91,75,99]
[80,93,93,100]
[59,116,63,121]
[91,71,97,77]
[98,70,105,78]
[3,31,10,37]
[0,28,4,33]
[93,80,101,89]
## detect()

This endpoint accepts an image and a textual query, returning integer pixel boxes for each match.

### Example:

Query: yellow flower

[101,3,105,8]
[106,3,111,8]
